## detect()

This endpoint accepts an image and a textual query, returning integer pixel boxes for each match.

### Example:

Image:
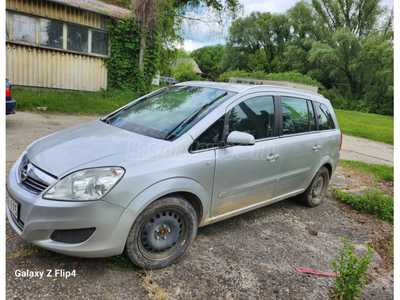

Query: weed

[339,160,393,182]
[332,188,393,224]
[108,254,136,270]
[332,238,374,300]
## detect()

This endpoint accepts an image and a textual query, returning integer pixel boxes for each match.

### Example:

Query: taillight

[339,131,343,151]
[6,87,11,98]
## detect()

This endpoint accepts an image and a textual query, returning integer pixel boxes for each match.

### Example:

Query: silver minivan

[6,82,341,269]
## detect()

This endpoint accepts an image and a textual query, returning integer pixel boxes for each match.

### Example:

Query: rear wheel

[298,166,330,207]
[125,196,198,269]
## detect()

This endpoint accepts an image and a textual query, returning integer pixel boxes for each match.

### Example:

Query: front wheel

[125,196,198,269]
[298,166,330,207]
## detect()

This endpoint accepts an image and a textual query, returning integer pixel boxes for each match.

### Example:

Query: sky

[180,0,394,52]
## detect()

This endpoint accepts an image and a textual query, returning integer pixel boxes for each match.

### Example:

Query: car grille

[20,176,50,194]
[17,155,57,194]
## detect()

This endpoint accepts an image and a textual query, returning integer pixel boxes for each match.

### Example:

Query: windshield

[105,86,234,140]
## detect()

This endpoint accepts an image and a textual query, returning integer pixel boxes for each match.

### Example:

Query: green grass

[13,87,141,115]
[332,188,394,224]
[334,109,393,144]
[339,160,394,182]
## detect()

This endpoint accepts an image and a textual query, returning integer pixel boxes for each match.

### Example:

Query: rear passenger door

[273,96,322,197]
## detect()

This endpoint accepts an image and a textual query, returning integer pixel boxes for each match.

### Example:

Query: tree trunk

[139,35,146,72]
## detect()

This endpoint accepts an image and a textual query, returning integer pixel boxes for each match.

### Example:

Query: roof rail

[229,77,319,93]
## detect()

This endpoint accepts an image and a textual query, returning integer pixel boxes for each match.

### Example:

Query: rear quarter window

[316,103,335,130]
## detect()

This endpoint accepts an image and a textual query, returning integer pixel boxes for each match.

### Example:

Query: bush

[217,70,249,82]
[332,238,374,300]
[332,188,393,224]
[217,70,324,89]
[172,60,204,82]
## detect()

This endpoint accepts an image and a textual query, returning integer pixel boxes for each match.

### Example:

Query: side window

[308,100,316,131]
[92,30,109,56]
[40,19,63,49]
[13,14,37,44]
[317,103,335,130]
[281,97,309,134]
[190,116,224,151]
[229,96,275,139]
[67,25,88,53]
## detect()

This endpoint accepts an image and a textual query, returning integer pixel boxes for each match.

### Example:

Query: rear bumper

[6,99,17,115]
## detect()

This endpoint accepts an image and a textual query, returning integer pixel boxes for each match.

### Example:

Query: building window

[6,12,9,41]
[39,19,63,49]
[7,11,109,57]
[92,30,108,55]
[67,24,89,53]
[13,14,37,44]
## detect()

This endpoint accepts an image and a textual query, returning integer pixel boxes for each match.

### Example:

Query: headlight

[43,167,125,201]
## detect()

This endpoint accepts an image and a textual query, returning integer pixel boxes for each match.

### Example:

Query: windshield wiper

[165,92,228,140]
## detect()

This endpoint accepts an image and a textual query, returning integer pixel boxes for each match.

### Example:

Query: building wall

[6,0,109,91]
[6,44,107,91]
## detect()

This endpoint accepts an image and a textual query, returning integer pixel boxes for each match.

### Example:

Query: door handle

[312,144,322,151]
[267,153,280,162]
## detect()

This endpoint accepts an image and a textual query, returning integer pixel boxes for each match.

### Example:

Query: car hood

[27,120,174,178]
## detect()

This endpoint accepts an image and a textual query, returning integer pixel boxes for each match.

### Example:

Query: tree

[305,0,393,114]
[311,0,382,38]
[191,45,225,79]
[222,12,291,73]
[172,60,204,82]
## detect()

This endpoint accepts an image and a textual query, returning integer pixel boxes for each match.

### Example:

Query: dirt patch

[337,165,394,197]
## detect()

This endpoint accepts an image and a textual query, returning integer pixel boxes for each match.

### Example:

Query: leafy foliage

[216,0,393,116]
[217,70,249,82]
[222,12,290,73]
[332,188,393,224]
[217,70,323,89]
[105,18,160,95]
[191,45,225,79]
[172,59,204,82]
[332,238,374,300]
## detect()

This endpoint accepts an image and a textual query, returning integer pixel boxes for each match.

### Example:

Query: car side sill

[200,189,304,226]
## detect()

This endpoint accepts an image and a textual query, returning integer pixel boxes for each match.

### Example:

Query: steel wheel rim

[138,208,189,260]
[311,172,328,203]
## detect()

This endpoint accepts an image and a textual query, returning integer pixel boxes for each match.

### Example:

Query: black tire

[125,196,198,269]
[298,166,330,207]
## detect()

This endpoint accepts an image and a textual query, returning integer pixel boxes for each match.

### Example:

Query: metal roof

[48,0,131,18]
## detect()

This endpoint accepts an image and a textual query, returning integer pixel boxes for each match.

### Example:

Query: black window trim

[313,100,336,131]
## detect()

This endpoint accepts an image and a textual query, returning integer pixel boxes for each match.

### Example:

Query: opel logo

[20,164,29,182]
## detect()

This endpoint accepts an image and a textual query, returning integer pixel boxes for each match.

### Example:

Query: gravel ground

[6,112,394,299]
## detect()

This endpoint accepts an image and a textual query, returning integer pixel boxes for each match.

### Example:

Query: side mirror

[226,131,255,146]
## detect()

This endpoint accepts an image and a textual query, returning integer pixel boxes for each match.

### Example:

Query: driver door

[210,94,282,222]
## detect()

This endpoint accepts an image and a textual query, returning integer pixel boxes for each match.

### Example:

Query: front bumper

[6,162,138,258]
